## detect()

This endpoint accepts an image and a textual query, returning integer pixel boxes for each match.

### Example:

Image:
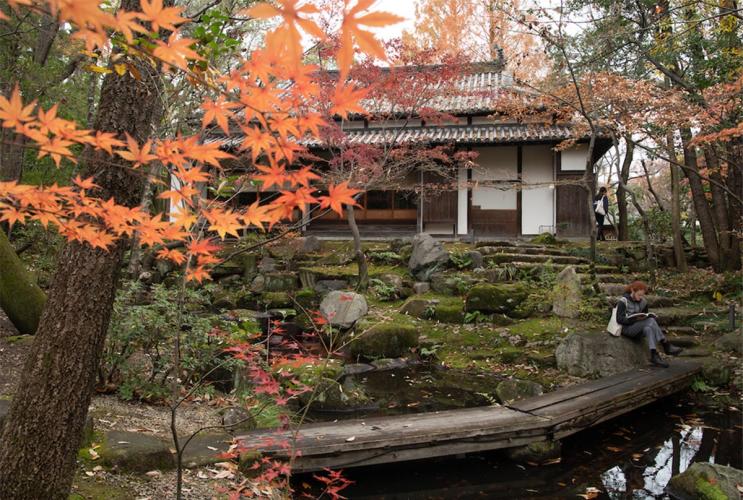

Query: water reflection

[295,397,742,499]
[601,426,703,498]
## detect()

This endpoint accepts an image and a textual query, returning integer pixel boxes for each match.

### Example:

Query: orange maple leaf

[289,165,321,188]
[241,200,270,230]
[117,133,157,168]
[0,85,36,129]
[137,0,187,32]
[330,83,368,119]
[337,0,403,77]
[188,238,221,256]
[73,175,100,191]
[254,164,288,190]
[204,208,243,239]
[157,247,187,265]
[114,9,148,43]
[186,265,212,283]
[153,32,203,71]
[246,0,324,67]
[201,97,240,134]
[318,181,361,216]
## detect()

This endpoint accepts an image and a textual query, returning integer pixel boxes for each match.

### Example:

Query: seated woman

[617,281,683,368]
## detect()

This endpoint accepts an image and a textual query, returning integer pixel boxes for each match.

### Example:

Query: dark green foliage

[101,281,232,401]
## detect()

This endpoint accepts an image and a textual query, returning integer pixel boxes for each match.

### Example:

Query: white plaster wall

[471,146,518,210]
[457,167,468,235]
[521,145,555,234]
[561,144,589,171]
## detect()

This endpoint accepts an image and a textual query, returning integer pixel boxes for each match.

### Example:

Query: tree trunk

[0,230,47,334]
[346,205,368,292]
[0,2,164,495]
[679,127,722,271]
[584,133,598,265]
[670,165,687,271]
[617,137,633,240]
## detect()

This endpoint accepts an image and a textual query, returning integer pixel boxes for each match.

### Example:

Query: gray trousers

[621,317,666,351]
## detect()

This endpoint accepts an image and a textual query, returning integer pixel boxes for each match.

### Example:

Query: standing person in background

[593,187,609,241]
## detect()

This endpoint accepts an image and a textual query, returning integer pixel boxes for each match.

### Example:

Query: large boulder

[408,234,449,279]
[320,291,368,328]
[350,322,419,359]
[715,331,742,355]
[465,283,529,316]
[666,462,743,500]
[552,266,581,318]
[555,331,648,378]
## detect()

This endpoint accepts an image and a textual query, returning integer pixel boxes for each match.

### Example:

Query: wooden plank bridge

[237,360,701,472]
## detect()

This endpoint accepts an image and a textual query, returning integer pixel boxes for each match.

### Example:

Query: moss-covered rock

[96,430,173,472]
[350,322,419,359]
[400,297,436,318]
[262,272,299,292]
[466,283,529,316]
[667,462,743,500]
[260,292,292,308]
[0,230,46,335]
[294,288,319,309]
[434,301,465,323]
[700,357,732,386]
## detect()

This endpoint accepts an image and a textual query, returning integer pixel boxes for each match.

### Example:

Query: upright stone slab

[552,265,581,318]
[555,331,648,378]
[408,234,449,279]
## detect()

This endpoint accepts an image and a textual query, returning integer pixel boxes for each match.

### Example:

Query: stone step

[599,283,626,295]
[484,253,590,266]
[664,335,699,348]
[652,307,727,327]
[507,262,616,274]
[678,347,712,358]
[607,295,677,308]
[665,325,699,335]
[478,245,570,257]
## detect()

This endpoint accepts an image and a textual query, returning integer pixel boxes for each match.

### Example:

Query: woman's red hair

[625,280,649,294]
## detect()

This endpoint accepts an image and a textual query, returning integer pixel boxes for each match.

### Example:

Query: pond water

[295,395,742,499]
[306,364,504,419]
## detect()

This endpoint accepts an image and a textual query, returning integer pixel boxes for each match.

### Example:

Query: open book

[627,312,657,320]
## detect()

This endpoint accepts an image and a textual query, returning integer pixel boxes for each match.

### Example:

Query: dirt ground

[0,310,251,500]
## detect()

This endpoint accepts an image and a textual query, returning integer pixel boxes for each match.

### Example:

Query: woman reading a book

[617,281,683,368]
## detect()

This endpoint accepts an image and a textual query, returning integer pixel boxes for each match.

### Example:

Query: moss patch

[70,475,135,500]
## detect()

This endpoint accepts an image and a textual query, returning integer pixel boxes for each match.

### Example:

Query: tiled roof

[360,67,517,116]
[303,123,576,146]
[215,123,579,149]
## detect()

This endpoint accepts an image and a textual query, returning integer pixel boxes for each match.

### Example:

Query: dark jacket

[616,292,649,325]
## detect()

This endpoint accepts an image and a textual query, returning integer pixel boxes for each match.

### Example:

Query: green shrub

[102,281,233,401]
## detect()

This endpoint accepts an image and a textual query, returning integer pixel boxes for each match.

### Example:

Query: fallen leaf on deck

[346,436,356,442]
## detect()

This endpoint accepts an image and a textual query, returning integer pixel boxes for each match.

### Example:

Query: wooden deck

[237,360,701,472]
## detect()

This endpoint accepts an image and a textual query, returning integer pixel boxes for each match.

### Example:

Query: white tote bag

[595,196,606,216]
[606,297,627,337]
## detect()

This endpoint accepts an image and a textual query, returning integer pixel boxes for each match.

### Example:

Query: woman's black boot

[650,350,669,368]
[662,341,683,356]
